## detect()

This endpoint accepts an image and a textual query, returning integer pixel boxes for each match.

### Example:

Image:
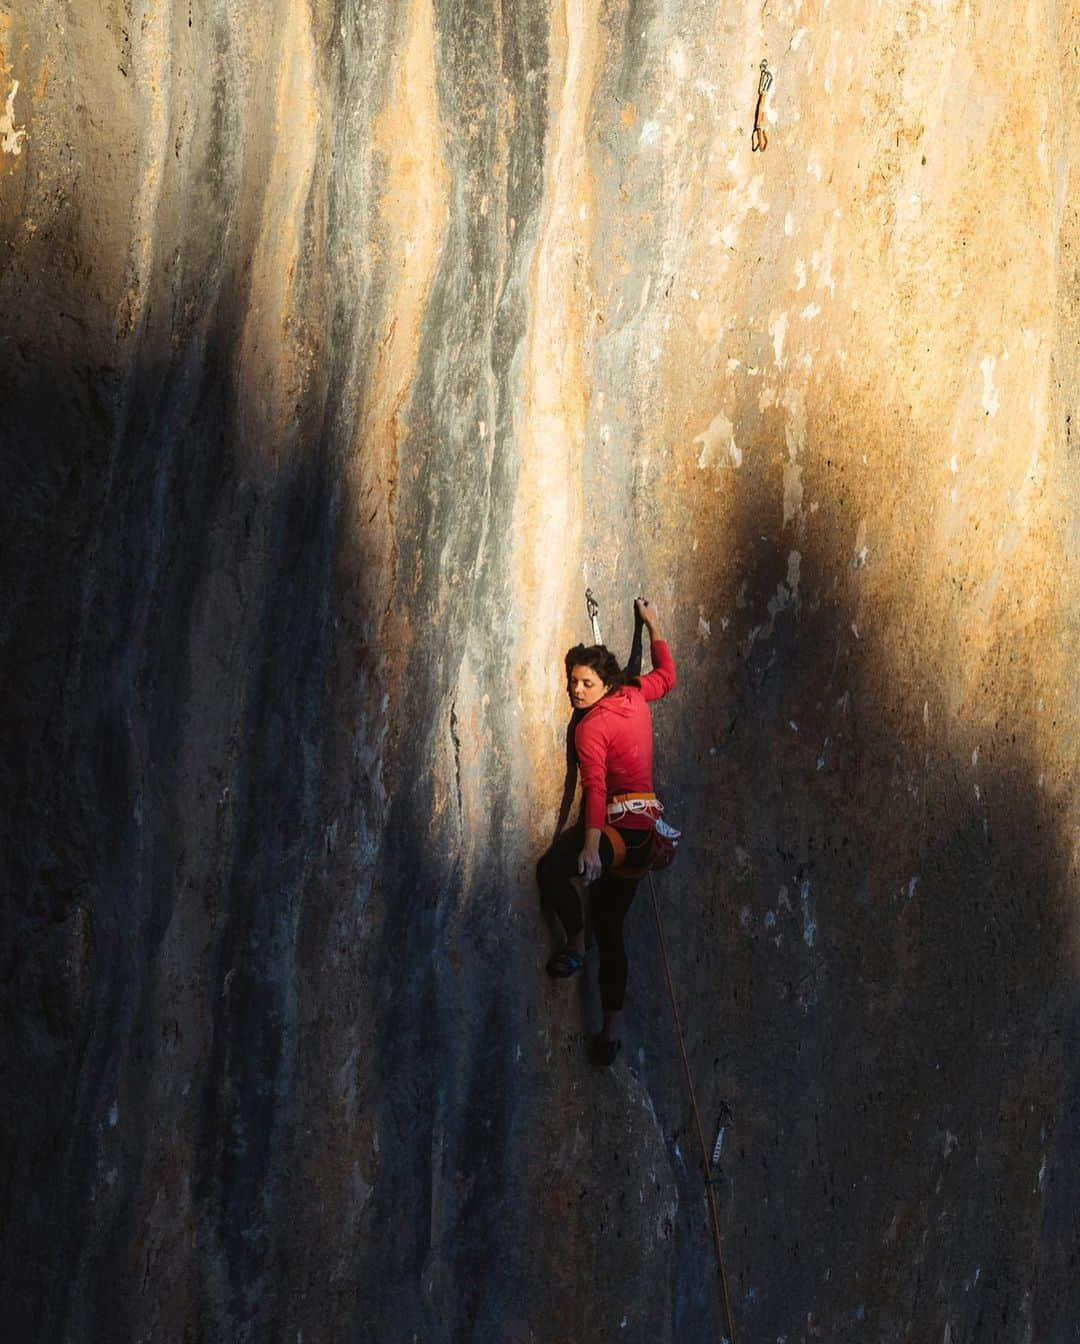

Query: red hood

[583,685,637,719]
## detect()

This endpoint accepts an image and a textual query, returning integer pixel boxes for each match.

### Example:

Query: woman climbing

[539,597,676,1065]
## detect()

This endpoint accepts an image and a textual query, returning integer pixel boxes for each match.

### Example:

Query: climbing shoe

[546,945,585,978]
[591,1034,622,1066]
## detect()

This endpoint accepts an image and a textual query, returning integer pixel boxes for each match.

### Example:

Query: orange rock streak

[235,1,321,458]
[511,0,601,846]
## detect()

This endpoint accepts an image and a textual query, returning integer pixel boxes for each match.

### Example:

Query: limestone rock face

[1,1,1077,1340]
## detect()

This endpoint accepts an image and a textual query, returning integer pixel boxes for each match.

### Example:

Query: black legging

[538,825,651,1011]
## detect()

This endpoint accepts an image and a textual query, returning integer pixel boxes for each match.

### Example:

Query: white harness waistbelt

[606,794,664,822]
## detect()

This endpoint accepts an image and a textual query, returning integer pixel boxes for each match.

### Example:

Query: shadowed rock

[0,2,1077,1342]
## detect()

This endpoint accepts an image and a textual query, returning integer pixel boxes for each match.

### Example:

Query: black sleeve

[625,609,644,679]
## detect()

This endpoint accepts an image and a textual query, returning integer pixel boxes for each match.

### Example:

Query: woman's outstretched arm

[635,598,676,701]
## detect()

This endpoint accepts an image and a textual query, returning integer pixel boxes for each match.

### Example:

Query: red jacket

[574,640,676,831]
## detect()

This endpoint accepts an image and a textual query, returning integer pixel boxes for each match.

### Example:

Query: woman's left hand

[578,831,603,883]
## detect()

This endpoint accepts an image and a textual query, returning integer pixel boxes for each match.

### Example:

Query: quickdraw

[752,59,773,152]
[649,871,737,1343]
[585,587,603,645]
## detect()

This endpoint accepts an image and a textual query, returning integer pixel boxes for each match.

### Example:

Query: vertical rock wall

[1,1,1076,1340]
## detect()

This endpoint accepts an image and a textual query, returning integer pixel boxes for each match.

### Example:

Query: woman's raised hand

[635,596,659,631]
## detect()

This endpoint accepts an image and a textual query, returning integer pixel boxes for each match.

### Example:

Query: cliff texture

[1,1,1077,1341]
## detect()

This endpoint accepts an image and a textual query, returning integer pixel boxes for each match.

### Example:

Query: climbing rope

[752,59,772,152]
[583,585,736,1339]
[648,869,737,1344]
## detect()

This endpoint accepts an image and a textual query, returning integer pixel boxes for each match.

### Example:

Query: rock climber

[539,597,676,1065]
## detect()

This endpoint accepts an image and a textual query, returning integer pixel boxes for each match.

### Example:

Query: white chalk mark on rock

[1,81,26,156]
[980,355,1000,416]
[770,311,788,363]
[694,411,738,470]
[800,880,817,947]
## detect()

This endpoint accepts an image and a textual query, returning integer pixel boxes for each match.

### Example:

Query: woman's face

[568,663,607,710]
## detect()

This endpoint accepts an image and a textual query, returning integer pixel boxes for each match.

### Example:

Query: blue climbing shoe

[546,945,585,978]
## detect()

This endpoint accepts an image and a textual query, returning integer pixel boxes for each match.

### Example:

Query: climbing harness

[604,794,681,878]
[601,814,680,880]
[586,587,603,645]
[600,825,653,879]
[752,59,772,152]
[606,791,665,822]
[649,868,737,1344]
